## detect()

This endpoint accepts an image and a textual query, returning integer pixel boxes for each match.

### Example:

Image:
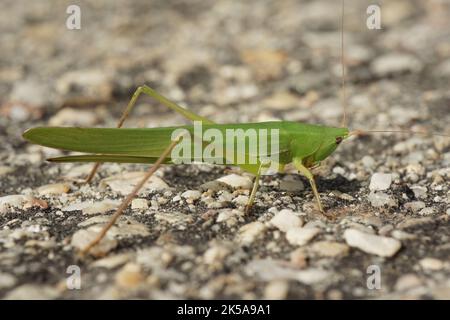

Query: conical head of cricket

[309,127,350,163]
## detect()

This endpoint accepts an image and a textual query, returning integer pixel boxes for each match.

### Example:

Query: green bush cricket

[21,3,448,256]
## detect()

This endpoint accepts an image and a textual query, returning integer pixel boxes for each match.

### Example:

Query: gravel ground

[0,0,449,299]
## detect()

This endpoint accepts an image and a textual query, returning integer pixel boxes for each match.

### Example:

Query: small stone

[217,174,253,189]
[62,164,92,179]
[286,227,320,246]
[327,289,344,300]
[62,199,120,215]
[232,195,249,206]
[309,241,350,257]
[264,280,289,299]
[279,176,305,192]
[37,183,70,196]
[0,195,30,213]
[361,156,376,169]
[238,221,266,245]
[419,258,444,271]
[0,195,47,214]
[115,263,143,288]
[295,268,332,285]
[49,108,99,126]
[216,209,239,224]
[359,216,383,228]
[71,229,118,257]
[83,200,120,215]
[245,259,331,285]
[0,273,17,290]
[419,207,435,216]
[5,284,59,300]
[391,230,416,240]
[344,228,401,257]
[0,166,14,176]
[397,217,434,229]
[369,173,392,191]
[395,274,422,292]
[333,166,345,175]
[155,212,193,226]
[404,201,426,213]
[203,245,230,266]
[331,190,355,201]
[378,224,394,236]
[241,49,287,81]
[56,68,114,100]
[181,190,202,201]
[368,191,397,208]
[410,186,427,199]
[100,172,170,195]
[371,53,423,76]
[346,222,375,234]
[92,253,133,269]
[289,248,308,268]
[131,198,149,210]
[199,180,231,192]
[263,91,300,110]
[435,58,450,77]
[269,209,303,232]
[10,78,49,107]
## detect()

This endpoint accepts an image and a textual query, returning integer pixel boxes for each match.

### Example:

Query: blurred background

[1,0,449,138]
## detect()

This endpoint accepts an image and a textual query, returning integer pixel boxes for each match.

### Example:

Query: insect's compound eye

[335,137,343,145]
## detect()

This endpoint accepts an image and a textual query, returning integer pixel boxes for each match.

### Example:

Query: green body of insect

[23,83,351,254]
[24,103,350,215]
[23,122,348,171]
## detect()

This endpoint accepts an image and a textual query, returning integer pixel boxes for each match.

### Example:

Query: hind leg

[85,85,215,182]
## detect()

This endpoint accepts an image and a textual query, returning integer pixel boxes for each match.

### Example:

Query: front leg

[293,157,324,213]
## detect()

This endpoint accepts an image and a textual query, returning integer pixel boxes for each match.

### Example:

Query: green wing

[23,127,176,157]
[23,123,292,169]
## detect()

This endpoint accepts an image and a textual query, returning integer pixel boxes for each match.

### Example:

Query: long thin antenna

[349,129,450,138]
[340,0,347,128]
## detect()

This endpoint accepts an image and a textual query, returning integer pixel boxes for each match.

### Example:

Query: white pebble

[269,209,303,232]
[286,227,320,246]
[309,241,350,257]
[181,190,202,201]
[368,191,397,208]
[100,172,170,195]
[395,274,422,292]
[4,284,59,300]
[203,245,230,266]
[344,228,401,257]
[217,174,253,189]
[0,195,46,213]
[264,280,289,299]
[238,222,266,245]
[49,108,99,126]
[362,156,375,169]
[71,229,118,256]
[404,201,426,213]
[369,173,392,191]
[131,198,149,210]
[419,207,435,216]
[37,183,70,196]
[419,258,444,271]
[232,195,249,206]
[0,273,17,290]
[371,53,423,76]
[410,186,427,199]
